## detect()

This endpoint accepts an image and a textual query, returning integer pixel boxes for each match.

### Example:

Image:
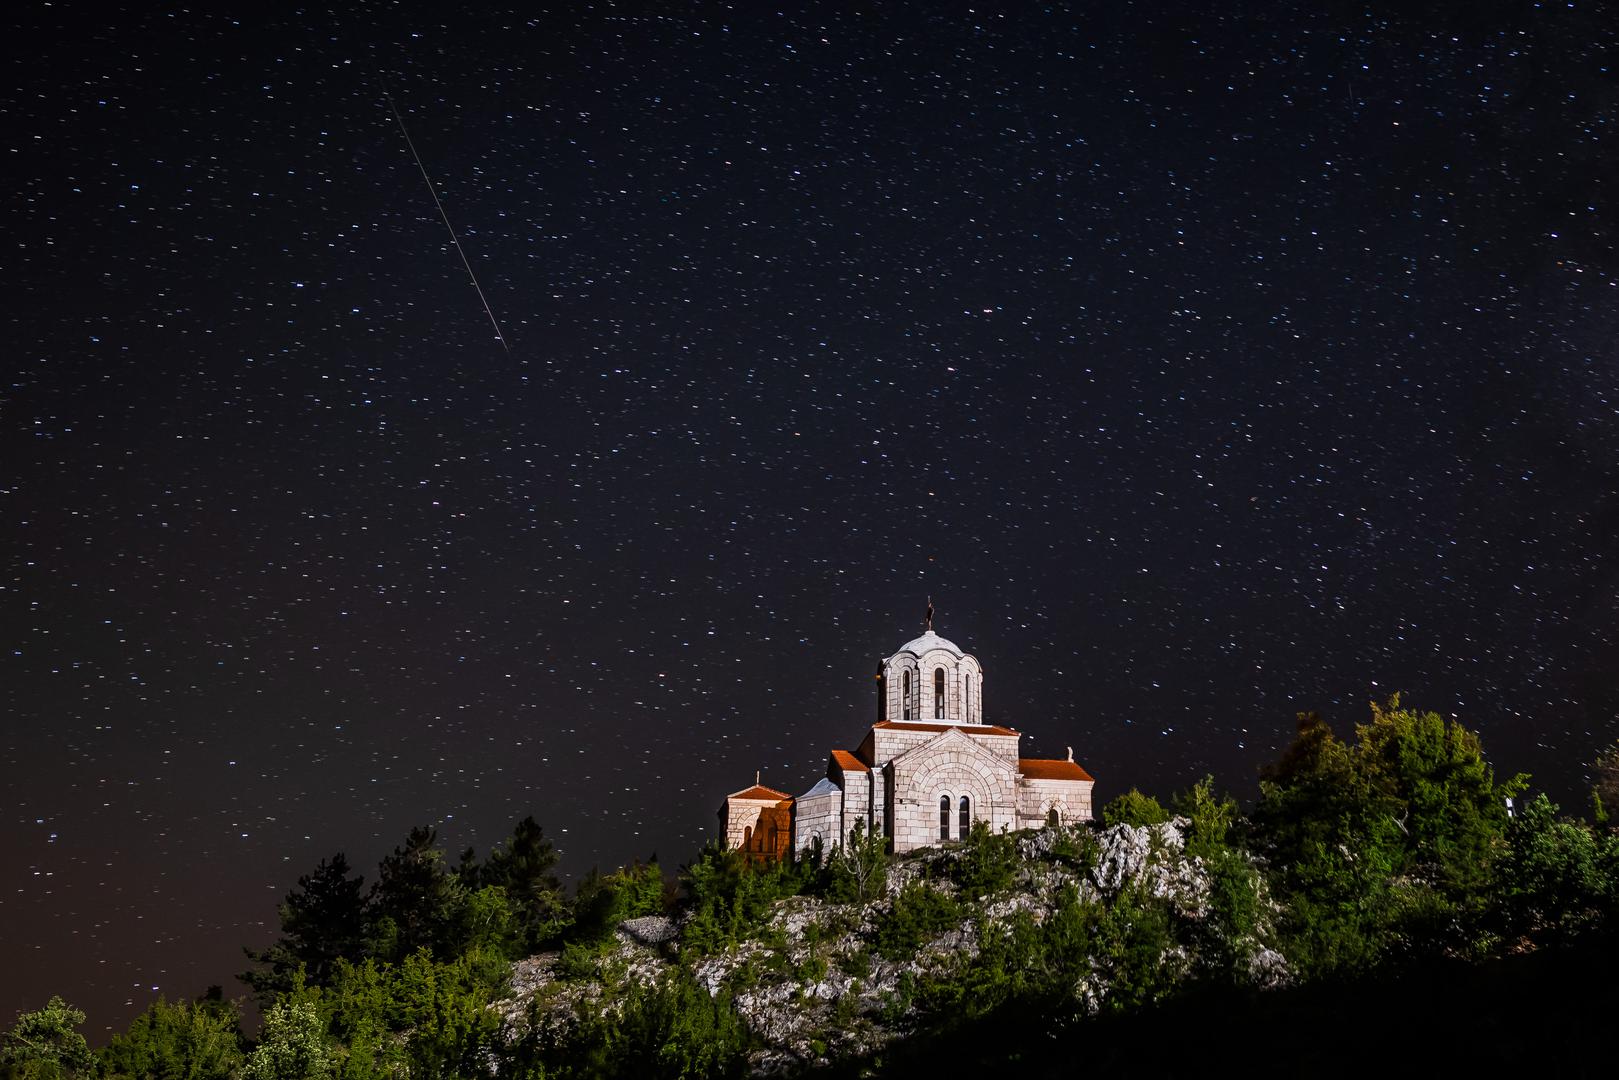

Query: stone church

[721,616,1096,860]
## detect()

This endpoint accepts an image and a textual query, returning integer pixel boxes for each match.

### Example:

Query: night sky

[5,0,1617,1036]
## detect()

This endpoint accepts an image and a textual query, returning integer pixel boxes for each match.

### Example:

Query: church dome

[879,618,983,726]
[896,630,964,656]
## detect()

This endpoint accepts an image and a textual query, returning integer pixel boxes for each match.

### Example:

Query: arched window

[902,669,911,722]
[964,672,973,723]
[1047,807,1060,827]
[939,796,951,841]
[934,667,945,719]
[959,795,971,837]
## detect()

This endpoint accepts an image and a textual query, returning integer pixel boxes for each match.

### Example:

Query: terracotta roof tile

[1018,758,1095,782]
[873,720,1020,736]
[726,784,793,802]
[830,749,869,772]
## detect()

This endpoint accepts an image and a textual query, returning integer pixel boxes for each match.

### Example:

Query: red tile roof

[1018,758,1095,782]
[726,784,793,802]
[830,749,869,772]
[873,720,1020,736]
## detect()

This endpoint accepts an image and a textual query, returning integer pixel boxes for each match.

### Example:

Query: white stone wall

[839,769,871,841]
[1015,778,1095,829]
[868,726,1019,769]
[880,647,983,725]
[886,731,1020,852]
[793,787,842,857]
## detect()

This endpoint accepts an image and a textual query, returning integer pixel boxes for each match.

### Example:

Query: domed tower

[876,605,985,726]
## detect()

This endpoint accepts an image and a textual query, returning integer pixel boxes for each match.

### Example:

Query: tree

[479,816,569,952]
[0,997,93,1080]
[571,860,667,943]
[1592,740,1619,824]
[1493,793,1609,941]
[239,1001,333,1080]
[98,992,243,1080]
[242,853,369,999]
[1101,788,1170,828]
[954,820,1017,898]
[1354,695,1523,896]
[1253,699,1524,975]
[369,826,464,961]
[317,949,509,1079]
[1173,776,1238,861]
[678,842,804,954]
[822,822,889,904]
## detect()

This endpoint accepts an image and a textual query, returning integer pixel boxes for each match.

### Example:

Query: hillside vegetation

[6,697,1619,1078]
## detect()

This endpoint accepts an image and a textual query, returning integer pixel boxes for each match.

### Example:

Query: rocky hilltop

[500,819,1287,1075]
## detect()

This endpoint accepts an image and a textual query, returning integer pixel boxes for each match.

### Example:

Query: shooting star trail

[385,93,510,353]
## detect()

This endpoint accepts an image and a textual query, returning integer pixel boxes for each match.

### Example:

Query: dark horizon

[4,0,1616,1037]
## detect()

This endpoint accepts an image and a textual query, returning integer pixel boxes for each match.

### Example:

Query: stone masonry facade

[719,622,1095,858]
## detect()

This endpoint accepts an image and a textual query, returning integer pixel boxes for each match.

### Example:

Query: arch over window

[959,795,971,837]
[934,667,946,719]
[902,669,911,722]
[1047,807,1060,827]
[939,795,951,841]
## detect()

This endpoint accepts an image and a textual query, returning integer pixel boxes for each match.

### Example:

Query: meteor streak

[385,93,510,353]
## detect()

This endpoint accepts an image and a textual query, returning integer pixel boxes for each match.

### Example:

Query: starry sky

[5,0,1617,1036]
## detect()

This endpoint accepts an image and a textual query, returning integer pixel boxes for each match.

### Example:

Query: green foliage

[368,826,467,963]
[242,853,370,1000]
[1357,696,1524,895]
[97,992,243,1080]
[0,997,93,1080]
[1174,776,1238,861]
[1088,885,1179,1012]
[678,843,805,954]
[240,1001,333,1080]
[513,968,749,1079]
[952,820,1017,898]
[910,883,1100,1026]
[1102,788,1170,828]
[85,724,1599,1076]
[1593,740,1619,825]
[1047,823,1101,869]
[1253,698,1525,976]
[454,884,521,958]
[316,948,508,1080]
[479,816,569,953]
[571,860,666,944]
[873,882,962,960]
[1492,793,1613,942]
[555,938,616,981]
[816,821,889,904]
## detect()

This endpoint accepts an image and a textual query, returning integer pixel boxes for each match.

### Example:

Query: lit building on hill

[720,612,1095,858]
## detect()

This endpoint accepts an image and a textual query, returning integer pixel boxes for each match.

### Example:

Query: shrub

[1102,789,1170,828]
[874,883,963,960]
[953,820,1018,897]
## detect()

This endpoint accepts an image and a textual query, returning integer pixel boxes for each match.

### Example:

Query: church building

[720,613,1096,858]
